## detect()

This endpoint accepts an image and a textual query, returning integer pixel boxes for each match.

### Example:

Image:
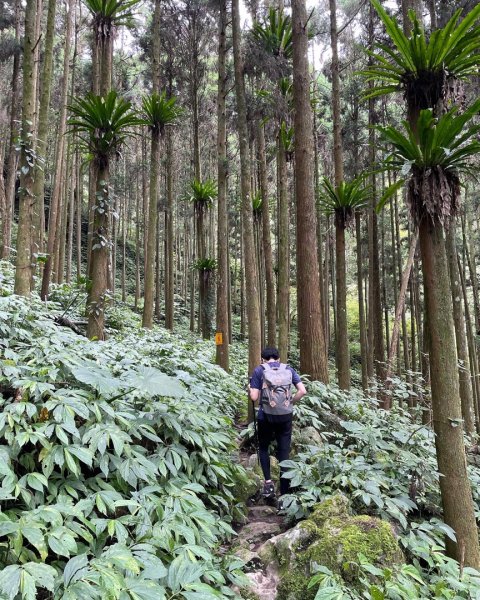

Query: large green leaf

[124,366,184,398]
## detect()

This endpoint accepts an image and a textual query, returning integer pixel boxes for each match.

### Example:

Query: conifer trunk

[40,0,74,300]
[446,225,475,435]
[419,217,480,567]
[257,124,276,347]
[292,0,328,381]
[216,0,229,370]
[2,0,21,260]
[277,139,290,363]
[232,0,262,415]
[15,0,37,295]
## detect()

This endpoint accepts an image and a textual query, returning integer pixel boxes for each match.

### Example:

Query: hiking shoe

[262,481,275,498]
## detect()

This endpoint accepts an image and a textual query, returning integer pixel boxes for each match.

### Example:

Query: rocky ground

[233,438,403,600]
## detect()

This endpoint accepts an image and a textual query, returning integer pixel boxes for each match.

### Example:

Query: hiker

[248,347,306,500]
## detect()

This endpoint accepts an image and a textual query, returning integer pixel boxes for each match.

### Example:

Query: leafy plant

[193,258,217,272]
[68,91,141,167]
[318,176,371,228]
[188,179,217,209]
[0,282,248,599]
[83,0,141,26]
[376,101,480,222]
[252,7,292,59]
[362,0,480,105]
[141,92,182,135]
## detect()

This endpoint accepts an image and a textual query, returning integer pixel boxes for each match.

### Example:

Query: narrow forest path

[231,449,287,600]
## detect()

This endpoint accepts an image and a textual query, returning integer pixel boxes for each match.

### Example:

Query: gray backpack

[261,363,293,416]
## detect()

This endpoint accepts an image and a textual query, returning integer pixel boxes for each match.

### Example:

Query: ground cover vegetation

[3,0,480,598]
[0,262,248,599]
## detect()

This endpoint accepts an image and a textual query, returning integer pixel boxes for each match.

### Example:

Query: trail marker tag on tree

[215,332,223,345]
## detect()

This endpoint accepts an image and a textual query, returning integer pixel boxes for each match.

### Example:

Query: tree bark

[40,0,74,300]
[356,212,369,390]
[257,124,276,347]
[292,0,329,381]
[14,0,38,296]
[2,0,22,260]
[419,217,480,567]
[277,139,290,363]
[232,0,262,416]
[446,225,476,435]
[32,0,57,264]
[385,229,418,384]
[215,0,229,370]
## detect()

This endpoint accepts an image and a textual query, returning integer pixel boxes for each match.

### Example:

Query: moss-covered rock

[306,515,403,581]
[274,495,403,599]
[291,426,323,454]
[232,469,261,505]
[277,570,317,600]
[309,493,350,528]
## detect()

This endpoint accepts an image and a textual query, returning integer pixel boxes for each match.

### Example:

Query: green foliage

[279,382,480,597]
[193,258,217,272]
[83,0,141,25]
[376,101,480,216]
[378,102,480,174]
[141,92,182,134]
[318,177,370,228]
[251,192,263,215]
[362,0,480,103]
[68,91,141,167]
[279,121,294,157]
[188,179,218,208]
[251,8,292,59]
[0,276,247,599]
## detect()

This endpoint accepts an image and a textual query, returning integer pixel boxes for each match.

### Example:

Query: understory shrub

[0,269,247,600]
[281,382,480,598]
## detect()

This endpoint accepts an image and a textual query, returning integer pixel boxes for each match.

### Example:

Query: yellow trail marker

[215,332,223,345]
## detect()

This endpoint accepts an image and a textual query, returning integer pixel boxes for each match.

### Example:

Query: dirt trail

[233,451,286,600]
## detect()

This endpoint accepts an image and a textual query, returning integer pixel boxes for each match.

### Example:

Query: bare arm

[293,382,306,403]
[249,386,260,402]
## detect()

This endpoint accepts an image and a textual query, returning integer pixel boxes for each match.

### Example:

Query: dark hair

[261,347,280,361]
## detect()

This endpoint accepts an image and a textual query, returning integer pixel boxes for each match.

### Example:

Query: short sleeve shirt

[250,361,301,391]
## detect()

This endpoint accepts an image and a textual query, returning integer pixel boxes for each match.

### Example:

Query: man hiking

[248,347,306,501]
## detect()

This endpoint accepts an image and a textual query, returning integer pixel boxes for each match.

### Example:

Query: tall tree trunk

[367,1,385,384]
[329,0,350,389]
[32,0,56,264]
[14,0,38,295]
[142,129,161,328]
[40,0,74,300]
[232,0,262,416]
[165,128,175,330]
[277,139,290,362]
[257,124,276,347]
[446,225,476,435]
[292,0,328,381]
[216,0,229,370]
[419,217,480,567]
[385,229,418,384]
[87,163,109,339]
[356,212,368,390]
[142,0,161,328]
[2,0,21,259]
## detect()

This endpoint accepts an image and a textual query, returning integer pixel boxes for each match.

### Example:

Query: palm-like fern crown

[363,0,480,108]
[83,0,140,28]
[189,179,218,208]
[377,99,480,223]
[379,100,480,174]
[252,191,263,218]
[252,8,293,59]
[318,177,371,229]
[68,91,141,167]
[141,92,182,135]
